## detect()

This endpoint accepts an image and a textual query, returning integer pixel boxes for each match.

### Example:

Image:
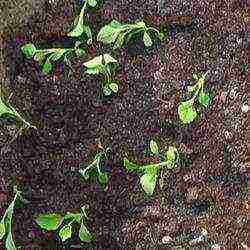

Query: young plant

[79,146,110,191]
[0,186,25,250]
[35,205,93,243]
[0,86,36,142]
[178,71,212,124]
[83,54,119,96]
[97,19,162,49]
[68,0,100,42]
[21,42,85,75]
[124,139,179,196]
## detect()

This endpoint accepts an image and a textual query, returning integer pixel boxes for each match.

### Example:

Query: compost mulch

[0,0,248,249]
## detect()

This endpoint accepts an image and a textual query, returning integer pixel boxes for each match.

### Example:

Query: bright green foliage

[21,42,85,75]
[0,186,24,250]
[178,71,212,124]
[83,54,119,96]
[35,206,93,243]
[124,140,179,196]
[68,0,99,40]
[79,146,110,191]
[97,19,161,49]
[0,86,36,142]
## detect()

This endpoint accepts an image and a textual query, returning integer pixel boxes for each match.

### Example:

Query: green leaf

[87,0,97,7]
[143,31,153,47]
[113,32,126,49]
[198,90,210,107]
[68,12,84,37]
[82,25,92,45]
[103,84,112,96]
[165,146,178,169]
[97,171,108,186]
[6,230,16,250]
[49,50,67,62]
[140,173,157,196]
[21,43,36,59]
[84,54,117,69]
[97,20,122,44]
[59,223,72,242]
[0,220,5,239]
[79,168,90,180]
[79,221,93,242]
[34,51,45,64]
[178,100,197,124]
[42,59,53,75]
[109,82,119,93]
[86,67,100,75]
[149,139,159,155]
[35,213,63,231]
[103,54,117,64]
[64,212,82,223]
[124,158,141,172]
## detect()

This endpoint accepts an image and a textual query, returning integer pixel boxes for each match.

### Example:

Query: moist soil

[0,0,249,249]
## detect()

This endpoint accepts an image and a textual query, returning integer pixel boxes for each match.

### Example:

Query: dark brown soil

[0,0,248,249]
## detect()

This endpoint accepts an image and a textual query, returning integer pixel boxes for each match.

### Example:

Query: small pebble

[162,235,172,244]
[241,104,249,113]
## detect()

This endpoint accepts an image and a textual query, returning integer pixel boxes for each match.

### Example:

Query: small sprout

[97,19,161,49]
[68,0,99,40]
[21,43,85,75]
[83,54,120,96]
[0,186,24,250]
[178,71,212,124]
[0,86,36,142]
[35,207,93,243]
[79,146,110,191]
[124,141,179,196]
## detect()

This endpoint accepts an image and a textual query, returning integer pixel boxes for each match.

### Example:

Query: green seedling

[124,139,179,196]
[178,71,212,124]
[35,205,93,243]
[79,146,110,191]
[21,42,85,75]
[68,0,100,42]
[0,86,36,143]
[97,19,162,49]
[83,54,119,96]
[0,186,25,250]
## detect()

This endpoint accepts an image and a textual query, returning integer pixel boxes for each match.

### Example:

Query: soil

[0,0,249,249]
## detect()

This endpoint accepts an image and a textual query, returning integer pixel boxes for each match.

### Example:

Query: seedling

[124,139,179,196]
[34,205,93,243]
[0,186,25,250]
[79,146,110,191]
[97,19,163,49]
[68,0,100,42]
[178,71,212,124]
[83,54,119,96]
[21,42,85,75]
[0,86,36,143]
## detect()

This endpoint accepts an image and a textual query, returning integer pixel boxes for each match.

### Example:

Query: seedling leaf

[87,0,97,7]
[143,31,153,47]
[140,173,157,196]
[79,221,93,242]
[109,82,119,93]
[97,171,109,186]
[21,43,36,59]
[178,100,197,124]
[59,223,72,242]
[35,213,63,231]
[68,14,84,37]
[6,230,16,250]
[97,20,122,44]
[150,139,159,155]
[198,91,210,107]
[124,158,141,172]
[103,84,112,96]
[42,58,53,75]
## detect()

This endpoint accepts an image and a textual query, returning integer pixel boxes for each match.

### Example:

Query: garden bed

[0,0,248,249]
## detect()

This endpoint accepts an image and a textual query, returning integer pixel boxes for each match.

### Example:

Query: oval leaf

[68,15,84,37]
[42,59,53,75]
[140,173,157,196]
[103,84,112,96]
[98,171,109,186]
[178,100,197,124]
[198,91,210,107]
[59,224,72,242]
[79,221,93,242]
[6,231,16,250]
[35,213,63,231]
[143,31,153,47]
[21,43,36,59]
[87,0,97,7]
[150,139,159,155]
